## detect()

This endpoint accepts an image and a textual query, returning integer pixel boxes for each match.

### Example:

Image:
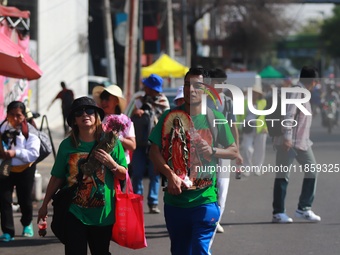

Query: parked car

[88,76,111,96]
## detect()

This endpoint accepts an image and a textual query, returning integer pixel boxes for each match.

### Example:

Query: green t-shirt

[51,137,127,226]
[149,106,234,208]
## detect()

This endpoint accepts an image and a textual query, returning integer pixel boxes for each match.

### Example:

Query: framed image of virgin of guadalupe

[161,110,213,189]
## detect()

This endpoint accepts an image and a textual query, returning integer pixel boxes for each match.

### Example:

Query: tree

[184,0,294,67]
[321,6,340,58]
[226,1,294,68]
[297,18,323,35]
[186,0,223,66]
[320,5,340,77]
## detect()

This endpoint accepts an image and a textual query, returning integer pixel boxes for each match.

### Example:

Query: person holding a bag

[0,101,40,242]
[37,97,128,255]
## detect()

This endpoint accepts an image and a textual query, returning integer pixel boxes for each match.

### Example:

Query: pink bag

[111,173,147,249]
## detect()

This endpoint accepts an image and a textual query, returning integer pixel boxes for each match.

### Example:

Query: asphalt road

[1,113,340,255]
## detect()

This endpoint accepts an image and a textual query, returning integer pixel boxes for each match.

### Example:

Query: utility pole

[167,0,175,87]
[181,0,188,66]
[167,0,174,59]
[136,0,143,93]
[103,0,117,83]
[123,0,139,102]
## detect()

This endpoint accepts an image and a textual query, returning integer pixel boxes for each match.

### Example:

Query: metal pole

[167,0,175,87]
[167,0,174,59]
[123,0,139,102]
[210,10,216,57]
[136,0,143,92]
[103,0,117,83]
[182,0,187,65]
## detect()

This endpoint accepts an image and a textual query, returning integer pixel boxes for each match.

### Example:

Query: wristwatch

[211,147,217,156]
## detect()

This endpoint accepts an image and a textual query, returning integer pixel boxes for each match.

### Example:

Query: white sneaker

[295,209,321,222]
[272,213,293,223]
[216,222,224,233]
[12,204,20,212]
[254,170,262,176]
[242,171,250,177]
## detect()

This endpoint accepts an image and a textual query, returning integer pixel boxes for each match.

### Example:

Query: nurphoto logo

[196,79,311,128]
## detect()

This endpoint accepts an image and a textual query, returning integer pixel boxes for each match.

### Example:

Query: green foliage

[297,19,323,35]
[320,6,340,57]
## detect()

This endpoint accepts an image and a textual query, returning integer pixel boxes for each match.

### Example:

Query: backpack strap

[0,119,6,129]
[21,120,29,140]
[206,108,217,145]
[222,96,231,118]
[207,107,230,149]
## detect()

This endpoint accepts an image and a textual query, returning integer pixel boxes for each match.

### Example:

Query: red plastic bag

[111,174,147,249]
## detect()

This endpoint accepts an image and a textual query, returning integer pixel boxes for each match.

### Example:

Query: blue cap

[142,74,163,93]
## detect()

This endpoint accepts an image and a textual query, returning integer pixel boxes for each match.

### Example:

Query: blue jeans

[131,146,160,206]
[164,202,220,255]
[273,146,318,214]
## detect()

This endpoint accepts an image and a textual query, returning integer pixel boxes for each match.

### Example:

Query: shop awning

[0,32,42,80]
[259,65,285,79]
[141,54,189,78]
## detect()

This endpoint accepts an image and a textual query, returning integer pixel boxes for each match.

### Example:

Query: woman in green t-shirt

[38,97,127,255]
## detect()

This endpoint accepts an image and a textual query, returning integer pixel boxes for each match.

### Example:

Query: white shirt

[0,122,40,166]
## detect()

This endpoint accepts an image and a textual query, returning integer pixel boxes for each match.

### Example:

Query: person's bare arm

[132,107,144,117]
[230,124,240,148]
[47,97,57,110]
[120,136,136,151]
[37,176,64,223]
[197,139,239,160]
[95,149,127,180]
[230,124,243,164]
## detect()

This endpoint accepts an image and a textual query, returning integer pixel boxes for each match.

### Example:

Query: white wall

[31,0,89,129]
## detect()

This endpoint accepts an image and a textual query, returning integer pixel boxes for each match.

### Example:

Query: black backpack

[131,102,156,147]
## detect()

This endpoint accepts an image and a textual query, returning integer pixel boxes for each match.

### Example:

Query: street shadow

[222,221,321,226]
[222,222,273,226]
[145,232,169,239]
[145,224,169,239]
[0,236,60,248]
[145,224,167,229]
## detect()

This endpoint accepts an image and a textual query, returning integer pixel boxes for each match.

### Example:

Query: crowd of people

[0,66,324,255]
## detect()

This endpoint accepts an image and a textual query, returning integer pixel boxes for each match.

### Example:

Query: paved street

[1,113,340,255]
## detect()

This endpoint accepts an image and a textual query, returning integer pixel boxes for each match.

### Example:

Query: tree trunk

[188,23,198,67]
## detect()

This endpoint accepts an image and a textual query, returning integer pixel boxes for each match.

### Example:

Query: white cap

[252,75,263,95]
[173,86,184,102]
